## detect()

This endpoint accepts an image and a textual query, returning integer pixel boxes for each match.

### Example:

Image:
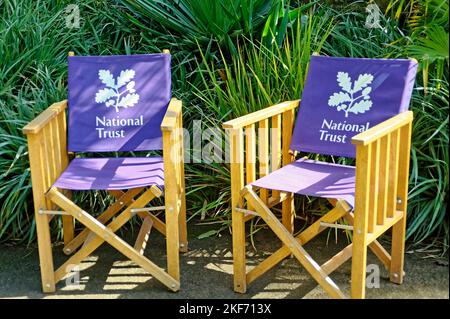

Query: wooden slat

[27,133,55,292]
[377,134,391,225]
[321,244,353,275]
[282,108,294,166]
[134,217,153,255]
[387,130,400,218]
[368,141,379,233]
[57,110,69,169]
[351,144,372,299]
[50,118,61,178]
[267,192,289,208]
[271,114,281,172]
[230,128,246,293]
[258,119,269,203]
[223,100,300,129]
[245,124,256,184]
[55,111,73,245]
[281,108,295,233]
[352,111,413,145]
[138,211,167,236]
[245,124,256,211]
[41,125,54,209]
[177,106,188,252]
[390,121,412,284]
[163,128,181,282]
[271,114,281,199]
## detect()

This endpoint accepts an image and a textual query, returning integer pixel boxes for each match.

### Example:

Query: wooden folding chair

[223,55,418,298]
[23,50,187,293]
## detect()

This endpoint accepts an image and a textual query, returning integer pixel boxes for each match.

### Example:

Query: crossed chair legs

[36,179,403,297]
[38,185,187,292]
[235,185,404,299]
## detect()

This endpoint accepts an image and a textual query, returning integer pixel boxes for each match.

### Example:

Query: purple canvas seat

[251,158,356,207]
[53,157,164,191]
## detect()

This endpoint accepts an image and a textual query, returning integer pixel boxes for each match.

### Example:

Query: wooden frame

[23,51,187,293]
[222,99,413,299]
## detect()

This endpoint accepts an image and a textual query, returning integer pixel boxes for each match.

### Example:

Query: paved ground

[0,223,448,299]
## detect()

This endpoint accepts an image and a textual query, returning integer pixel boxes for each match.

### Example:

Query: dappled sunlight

[103,261,153,291]
[252,282,302,299]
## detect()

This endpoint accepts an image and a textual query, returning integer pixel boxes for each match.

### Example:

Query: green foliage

[387,0,449,88]
[408,80,449,246]
[119,0,277,55]
[0,0,161,242]
[188,3,449,248]
[0,0,448,250]
[185,7,334,235]
[260,0,318,48]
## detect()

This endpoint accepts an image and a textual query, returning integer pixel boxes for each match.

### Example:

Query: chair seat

[251,158,356,207]
[53,157,164,191]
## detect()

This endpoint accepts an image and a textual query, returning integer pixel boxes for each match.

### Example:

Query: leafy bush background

[0,0,448,251]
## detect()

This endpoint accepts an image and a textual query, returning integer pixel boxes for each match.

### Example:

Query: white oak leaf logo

[328,71,374,117]
[95,69,140,112]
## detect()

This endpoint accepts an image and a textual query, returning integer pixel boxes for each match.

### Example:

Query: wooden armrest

[23,100,67,135]
[351,111,413,146]
[161,98,182,132]
[222,100,300,129]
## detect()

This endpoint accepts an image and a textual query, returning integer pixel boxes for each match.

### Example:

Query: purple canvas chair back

[290,56,418,158]
[68,54,171,152]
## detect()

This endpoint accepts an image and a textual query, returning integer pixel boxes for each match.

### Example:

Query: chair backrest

[68,53,171,152]
[290,56,418,158]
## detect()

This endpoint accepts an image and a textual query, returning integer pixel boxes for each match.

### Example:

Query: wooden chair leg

[165,202,180,282]
[63,188,143,255]
[243,186,346,299]
[62,215,74,246]
[229,127,247,293]
[390,215,407,284]
[35,210,56,292]
[177,101,188,253]
[178,192,188,253]
[46,186,179,291]
[246,199,350,285]
[50,187,157,282]
[351,232,368,299]
[232,206,247,293]
[344,212,392,272]
[62,190,74,245]
[134,217,153,255]
[282,192,294,234]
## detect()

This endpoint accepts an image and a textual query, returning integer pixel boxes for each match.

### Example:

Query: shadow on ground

[0,223,448,299]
